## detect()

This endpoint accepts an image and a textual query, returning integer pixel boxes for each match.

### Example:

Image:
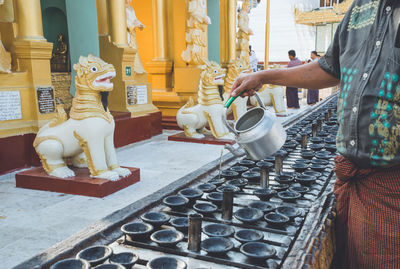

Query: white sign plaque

[136,85,148,105]
[0,91,22,121]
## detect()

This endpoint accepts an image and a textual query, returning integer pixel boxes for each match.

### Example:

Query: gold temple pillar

[99,0,158,116]
[96,0,109,36]
[220,0,236,67]
[264,0,270,68]
[14,0,45,40]
[146,0,173,91]
[107,0,128,46]
[9,0,54,132]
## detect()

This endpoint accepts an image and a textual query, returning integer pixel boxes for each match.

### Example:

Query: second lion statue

[176,59,234,140]
[34,54,131,181]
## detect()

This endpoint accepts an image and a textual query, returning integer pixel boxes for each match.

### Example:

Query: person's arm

[231,61,340,97]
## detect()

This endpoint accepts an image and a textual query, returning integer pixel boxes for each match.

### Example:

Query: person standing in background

[286,50,302,109]
[249,45,258,72]
[307,51,320,105]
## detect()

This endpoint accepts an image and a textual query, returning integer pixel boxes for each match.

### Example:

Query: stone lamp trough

[44,94,341,269]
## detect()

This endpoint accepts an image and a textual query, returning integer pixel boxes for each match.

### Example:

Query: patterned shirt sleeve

[318,22,343,79]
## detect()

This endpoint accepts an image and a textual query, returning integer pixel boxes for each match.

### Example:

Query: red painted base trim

[15,166,140,198]
[168,132,236,145]
[162,116,181,130]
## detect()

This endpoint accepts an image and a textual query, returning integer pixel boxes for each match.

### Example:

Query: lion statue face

[201,59,226,86]
[73,54,116,92]
[228,58,250,76]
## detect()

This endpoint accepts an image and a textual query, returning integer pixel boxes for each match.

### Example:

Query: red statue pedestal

[168,132,236,146]
[15,166,140,198]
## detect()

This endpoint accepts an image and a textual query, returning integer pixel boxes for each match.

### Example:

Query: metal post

[312,122,318,137]
[188,214,202,252]
[317,119,322,131]
[324,111,329,121]
[222,190,234,220]
[275,154,283,175]
[260,167,269,188]
[301,132,308,149]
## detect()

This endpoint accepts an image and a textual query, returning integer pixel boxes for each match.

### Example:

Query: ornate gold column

[96,0,109,36]
[264,0,270,68]
[14,0,45,40]
[147,0,173,90]
[152,0,168,60]
[107,0,128,45]
[220,0,236,67]
[12,0,54,130]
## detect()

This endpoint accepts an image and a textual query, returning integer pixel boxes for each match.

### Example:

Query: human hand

[231,72,263,97]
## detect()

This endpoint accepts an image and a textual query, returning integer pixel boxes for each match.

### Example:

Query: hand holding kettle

[223,90,286,160]
[230,72,264,97]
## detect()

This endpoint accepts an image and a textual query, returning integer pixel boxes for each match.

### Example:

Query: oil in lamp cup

[301,133,308,149]
[222,189,234,220]
[188,213,202,252]
[274,154,284,175]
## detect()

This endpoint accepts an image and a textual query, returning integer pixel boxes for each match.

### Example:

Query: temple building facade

[0,0,352,175]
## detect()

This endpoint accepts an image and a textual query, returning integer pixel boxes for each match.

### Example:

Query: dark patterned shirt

[319,0,400,168]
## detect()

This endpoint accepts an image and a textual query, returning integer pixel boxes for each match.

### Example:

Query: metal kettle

[223,92,286,160]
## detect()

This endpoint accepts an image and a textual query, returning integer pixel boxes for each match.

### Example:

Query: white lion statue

[33,54,131,181]
[176,59,234,140]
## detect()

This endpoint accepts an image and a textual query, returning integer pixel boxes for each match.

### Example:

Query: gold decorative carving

[181,0,211,65]
[52,72,73,109]
[0,39,11,73]
[204,111,230,138]
[109,164,120,170]
[294,0,353,25]
[51,33,70,72]
[198,60,226,106]
[126,0,146,74]
[223,58,250,96]
[73,131,107,176]
[177,58,233,140]
[49,105,68,127]
[70,55,114,123]
[33,135,65,150]
[37,152,66,173]
[237,0,253,65]
[183,124,196,137]
[222,58,250,121]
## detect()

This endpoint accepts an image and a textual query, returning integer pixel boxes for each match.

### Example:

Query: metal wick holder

[222,189,234,220]
[301,132,308,149]
[188,213,202,252]
[316,119,322,132]
[260,165,270,188]
[311,122,318,137]
[274,154,284,175]
[324,111,329,121]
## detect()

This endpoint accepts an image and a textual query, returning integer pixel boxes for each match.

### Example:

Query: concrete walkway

[0,97,317,268]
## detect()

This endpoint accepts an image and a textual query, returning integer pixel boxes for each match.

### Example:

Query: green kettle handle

[224,90,248,108]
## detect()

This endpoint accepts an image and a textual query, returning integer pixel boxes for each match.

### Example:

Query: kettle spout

[224,144,246,157]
